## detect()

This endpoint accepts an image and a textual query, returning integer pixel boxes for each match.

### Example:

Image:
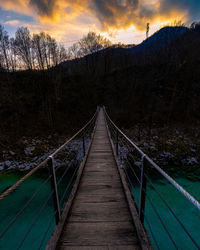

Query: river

[0,168,199,249]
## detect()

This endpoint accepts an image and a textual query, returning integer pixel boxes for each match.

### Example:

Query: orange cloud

[0,0,32,16]
[0,0,194,45]
[88,0,188,31]
[0,0,189,29]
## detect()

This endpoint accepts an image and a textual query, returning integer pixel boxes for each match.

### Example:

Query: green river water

[0,168,199,250]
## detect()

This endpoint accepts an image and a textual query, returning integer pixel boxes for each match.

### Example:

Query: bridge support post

[116,130,119,156]
[139,155,147,223]
[82,133,86,156]
[48,156,61,224]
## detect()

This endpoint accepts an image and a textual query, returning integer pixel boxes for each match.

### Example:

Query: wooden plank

[88,152,113,156]
[105,113,153,250]
[59,246,107,250]
[76,185,122,195]
[78,182,121,190]
[59,222,138,246]
[83,168,116,173]
[87,153,115,158]
[74,192,124,203]
[86,159,115,163]
[108,246,140,250]
[78,176,121,186]
[59,246,140,250]
[90,144,111,146]
[68,202,132,222]
[89,150,112,153]
[56,109,140,250]
[85,162,116,167]
[81,171,121,181]
[78,180,120,187]
[92,142,111,145]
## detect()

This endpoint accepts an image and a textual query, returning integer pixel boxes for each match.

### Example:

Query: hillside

[131,26,188,52]
[0,25,200,149]
[61,26,188,76]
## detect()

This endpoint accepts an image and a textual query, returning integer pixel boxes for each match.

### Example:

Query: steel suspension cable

[0,110,98,201]
[17,190,55,249]
[60,164,80,207]
[143,213,161,250]
[38,211,56,250]
[0,175,51,239]
[104,108,200,211]
[143,173,200,248]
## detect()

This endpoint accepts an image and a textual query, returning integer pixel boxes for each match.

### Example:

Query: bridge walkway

[57,108,140,250]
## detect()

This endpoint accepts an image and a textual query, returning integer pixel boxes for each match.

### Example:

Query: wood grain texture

[59,246,139,250]
[57,109,140,249]
[60,222,138,245]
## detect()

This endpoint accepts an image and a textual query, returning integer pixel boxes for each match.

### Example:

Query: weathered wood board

[57,109,140,250]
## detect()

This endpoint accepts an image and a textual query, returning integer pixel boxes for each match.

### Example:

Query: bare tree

[32,33,45,70]
[68,43,81,59]
[0,24,10,70]
[14,27,33,70]
[0,26,112,70]
[49,37,58,67]
[9,38,17,71]
[57,44,68,64]
[79,32,112,56]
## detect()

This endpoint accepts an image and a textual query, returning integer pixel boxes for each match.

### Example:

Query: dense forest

[1,23,200,156]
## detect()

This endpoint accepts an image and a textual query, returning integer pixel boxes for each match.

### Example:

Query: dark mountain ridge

[131,26,188,52]
[61,26,188,76]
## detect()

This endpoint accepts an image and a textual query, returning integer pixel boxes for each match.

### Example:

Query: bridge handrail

[103,107,200,211]
[104,107,200,248]
[0,109,98,201]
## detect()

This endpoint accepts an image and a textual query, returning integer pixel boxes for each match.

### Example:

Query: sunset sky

[0,0,200,46]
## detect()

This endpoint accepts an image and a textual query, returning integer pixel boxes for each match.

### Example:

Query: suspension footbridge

[0,107,199,250]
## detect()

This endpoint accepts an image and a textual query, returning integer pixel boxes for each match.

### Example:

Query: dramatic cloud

[88,0,199,30]
[29,0,55,16]
[160,0,200,22]
[89,0,155,30]
[1,0,198,29]
[0,0,199,44]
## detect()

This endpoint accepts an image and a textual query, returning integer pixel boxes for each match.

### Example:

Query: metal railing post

[82,132,86,156]
[116,130,119,156]
[48,156,61,224]
[139,155,147,223]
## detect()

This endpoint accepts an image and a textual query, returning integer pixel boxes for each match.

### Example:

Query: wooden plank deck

[57,109,140,250]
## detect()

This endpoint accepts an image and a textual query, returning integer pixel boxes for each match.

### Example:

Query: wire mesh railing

[0,108,99,250]
[104,107,200,250]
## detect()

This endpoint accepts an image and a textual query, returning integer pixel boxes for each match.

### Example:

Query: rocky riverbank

[124,127,200,179]
[0,134,83,172]
[125,127,199,164]
[1,127,200,180]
